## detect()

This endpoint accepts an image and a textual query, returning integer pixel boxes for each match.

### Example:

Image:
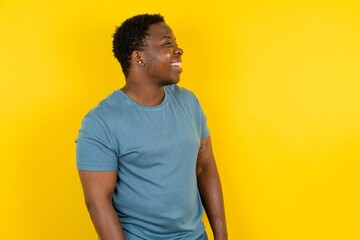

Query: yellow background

[1,0,360,239]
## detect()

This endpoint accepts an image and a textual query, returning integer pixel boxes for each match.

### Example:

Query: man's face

[141,22,184,86]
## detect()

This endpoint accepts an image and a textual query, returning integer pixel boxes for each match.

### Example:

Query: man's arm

[196,136,228,240]
[78,170,126,240]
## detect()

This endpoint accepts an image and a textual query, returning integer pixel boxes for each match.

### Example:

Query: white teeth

[170,62,181,67]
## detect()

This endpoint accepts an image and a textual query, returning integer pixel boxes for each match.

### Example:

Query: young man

[76,14,227,240]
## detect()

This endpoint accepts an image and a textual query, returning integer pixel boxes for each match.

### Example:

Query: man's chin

[162,78,180,86]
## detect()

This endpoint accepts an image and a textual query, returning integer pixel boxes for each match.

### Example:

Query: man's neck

[121,82,165,107]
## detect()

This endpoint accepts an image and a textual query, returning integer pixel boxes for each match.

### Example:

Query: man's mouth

[170,62,182,67]
[170,62,183,73]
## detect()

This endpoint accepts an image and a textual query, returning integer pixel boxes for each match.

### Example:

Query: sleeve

[75,113,118,171]
[191,92,210,139]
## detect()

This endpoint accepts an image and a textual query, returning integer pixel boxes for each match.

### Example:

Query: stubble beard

[146,59,180,87]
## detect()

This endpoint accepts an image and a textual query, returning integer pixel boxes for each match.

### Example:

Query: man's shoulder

[82,90,123,122]
[166,84,196,100]
[165,84,203,114]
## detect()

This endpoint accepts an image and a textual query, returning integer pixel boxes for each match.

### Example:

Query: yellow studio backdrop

[1,0,360,239]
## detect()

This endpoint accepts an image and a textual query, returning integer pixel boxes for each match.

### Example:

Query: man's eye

[163,41,179,48]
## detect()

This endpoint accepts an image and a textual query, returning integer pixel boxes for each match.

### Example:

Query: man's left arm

[196,136,228,240]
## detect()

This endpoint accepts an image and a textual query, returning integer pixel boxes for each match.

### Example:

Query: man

[76,14,227,240]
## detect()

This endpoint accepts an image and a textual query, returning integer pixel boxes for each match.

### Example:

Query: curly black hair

[112,14,165,78]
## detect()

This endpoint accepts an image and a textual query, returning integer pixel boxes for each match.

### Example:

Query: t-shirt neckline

[117,86,170,110]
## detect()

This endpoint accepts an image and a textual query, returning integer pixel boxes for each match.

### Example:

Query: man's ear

[132,51,145,67]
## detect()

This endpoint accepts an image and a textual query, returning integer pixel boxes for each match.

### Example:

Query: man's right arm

[78,170,126,240]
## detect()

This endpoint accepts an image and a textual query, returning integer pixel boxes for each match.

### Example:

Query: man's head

[112,14,165,78]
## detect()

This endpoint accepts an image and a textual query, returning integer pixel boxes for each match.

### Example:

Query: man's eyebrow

[161,36,176,40]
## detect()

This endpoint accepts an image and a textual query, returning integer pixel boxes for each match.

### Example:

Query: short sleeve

[76,113,118,171]
[199,105,210,139]
[200,110,210,139]
[191,92,210,139]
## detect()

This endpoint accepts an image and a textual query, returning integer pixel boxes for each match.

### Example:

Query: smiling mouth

[170,62,182,67]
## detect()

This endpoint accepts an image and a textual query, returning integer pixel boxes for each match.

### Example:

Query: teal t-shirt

[76,84,210,239]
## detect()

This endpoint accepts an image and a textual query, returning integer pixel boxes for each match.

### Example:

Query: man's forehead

[146,23,175,39]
